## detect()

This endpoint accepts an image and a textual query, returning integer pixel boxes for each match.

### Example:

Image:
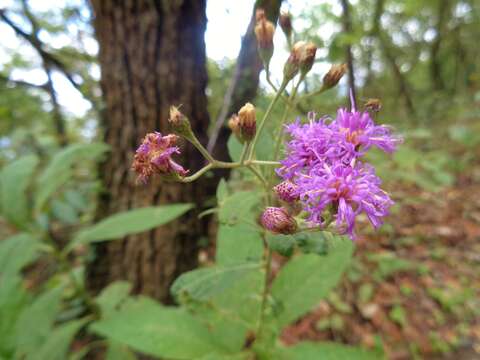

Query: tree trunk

[87,0,210,303]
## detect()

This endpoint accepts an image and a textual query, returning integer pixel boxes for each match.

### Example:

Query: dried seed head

[260,207,298,235]
[322,64,348,89]
[273,180,299,203]
[237,103,257,142]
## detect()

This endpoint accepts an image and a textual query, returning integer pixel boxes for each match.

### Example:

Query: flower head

[296,162,393,239]
[331,107,402,155]
[260,207,297,235]
[238,103,257,142]
[132,132,188,183]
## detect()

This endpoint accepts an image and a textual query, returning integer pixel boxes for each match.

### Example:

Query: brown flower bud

[364,98,382,113]
[322,64,347,89]
[168,106,193,138]
[237,103,256,142]
[279,12,292,39]
[260,207,297,235]
[254,9,275,64]
[299,42,317,75]
[283,41,304,81]
[228,114,243,143]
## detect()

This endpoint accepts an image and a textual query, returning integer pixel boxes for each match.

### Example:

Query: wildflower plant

[0,9,400,360]
[91,10,401,359]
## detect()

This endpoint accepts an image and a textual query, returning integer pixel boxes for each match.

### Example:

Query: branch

[0,73,48,90]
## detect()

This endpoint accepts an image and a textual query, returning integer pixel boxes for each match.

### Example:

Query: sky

[0,0,334,117]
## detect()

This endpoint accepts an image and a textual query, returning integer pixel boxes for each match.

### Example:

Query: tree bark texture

[87,0,210,302]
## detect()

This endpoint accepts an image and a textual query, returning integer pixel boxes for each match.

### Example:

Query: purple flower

[295,162,393,239]
[331,107,402,156]
[132,132,188,183]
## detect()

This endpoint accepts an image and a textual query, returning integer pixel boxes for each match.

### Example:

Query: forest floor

[280,174,480,359]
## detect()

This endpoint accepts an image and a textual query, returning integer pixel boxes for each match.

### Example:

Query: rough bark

[87,0,210,302]
[430,0,450,92]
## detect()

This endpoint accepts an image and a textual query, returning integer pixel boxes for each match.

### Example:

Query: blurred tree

[87,0,211,302]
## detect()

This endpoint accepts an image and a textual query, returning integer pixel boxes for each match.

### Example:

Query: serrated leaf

[90,297,221,359]
[30,318,88,360]
[171,263,261,301]
[218,191,259,225]
[0,233,39,277]
[277,342,383,360]
[34,143,109,212]
[0,155,38,228]
[271,236,353,327]
[67,204,192,252]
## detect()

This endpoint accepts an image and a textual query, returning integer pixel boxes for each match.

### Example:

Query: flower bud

[273,180,299,203]
[260,207,297,235]
[237,103,256,142]
[254,9,275,65]
[322,64,347,89]
[168,106,193,139]
[364,98,382,113]
[279,12,292,40]
[283,41,304,81]
[298,42,317,76]
[228,114,243,143]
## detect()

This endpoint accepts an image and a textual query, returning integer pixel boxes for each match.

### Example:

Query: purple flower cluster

[277,100,401,239]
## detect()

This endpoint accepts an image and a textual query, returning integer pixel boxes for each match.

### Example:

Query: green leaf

[0,233,39,277]
[216,178,228,204]
[30,318,88,360]
[90,297,221,359]
[218,191,259,225]
[277,342,383,360]
[105,341,137,360]
[271,236,353,327]
[171,263,261,301]
[67,204,193,251]
[95,281,132,318]
[34,143,109,212]
[266,234,296,257]
[217,223,263,265]
[15,285,64,357]
[0,155,38,227]
[227,135,243,162]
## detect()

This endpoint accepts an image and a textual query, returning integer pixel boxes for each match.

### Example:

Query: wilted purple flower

[295,162,394,239]
[132,132,188,183]
[260,207,297,235]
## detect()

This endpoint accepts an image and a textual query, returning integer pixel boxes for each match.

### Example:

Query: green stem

[248,80,288,161]
[185,133,216,163]
[257,239,273,339]
[239,143,249,165]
